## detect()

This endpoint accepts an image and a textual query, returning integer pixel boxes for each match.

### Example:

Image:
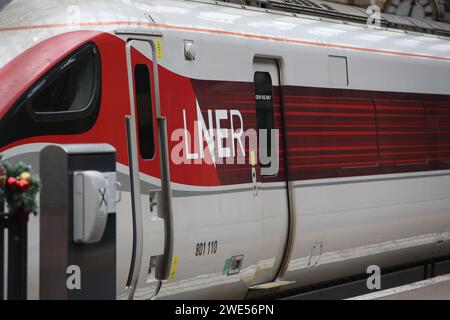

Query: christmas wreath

[0,156,40,221]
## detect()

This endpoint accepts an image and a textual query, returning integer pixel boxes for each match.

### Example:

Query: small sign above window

[255,94,272,101]
[328,55,349,87]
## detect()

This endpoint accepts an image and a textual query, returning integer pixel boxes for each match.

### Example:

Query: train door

[122,34,169,300]
[250,59,294,289]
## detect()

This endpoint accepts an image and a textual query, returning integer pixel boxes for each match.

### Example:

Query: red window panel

[425,101,450,163]
[285,97,378,170]
[374,100,428,165]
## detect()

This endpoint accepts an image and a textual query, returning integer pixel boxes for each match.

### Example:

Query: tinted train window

[375,100,428,165]
[290,97,378,174]
[426,101,450,163]
[255,72,276,166]
[27,44,101,121]
[254,72,275,131]
[134,64,155,160]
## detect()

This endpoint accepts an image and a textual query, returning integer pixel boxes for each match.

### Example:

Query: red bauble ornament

[7,177,18,190]
[18,180,30,192]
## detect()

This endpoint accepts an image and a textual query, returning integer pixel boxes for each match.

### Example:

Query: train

[1,0,450,300]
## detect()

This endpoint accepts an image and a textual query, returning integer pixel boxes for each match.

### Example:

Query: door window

[134,64,155,160]
[254,72,276,171]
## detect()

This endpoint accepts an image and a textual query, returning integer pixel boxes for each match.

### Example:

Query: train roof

[2,0,450,71]
[213,0,450,38]
[2,0,450,36]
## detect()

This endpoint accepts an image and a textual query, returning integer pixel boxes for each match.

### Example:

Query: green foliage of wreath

[0,156,40,216]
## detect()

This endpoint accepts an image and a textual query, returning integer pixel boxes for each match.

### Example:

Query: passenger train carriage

[1,0,450,300]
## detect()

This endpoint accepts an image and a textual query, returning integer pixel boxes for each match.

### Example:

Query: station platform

[277,259,450,300]
[349,274,450,300]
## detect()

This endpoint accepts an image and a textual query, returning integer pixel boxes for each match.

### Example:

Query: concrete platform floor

[349,274,450,300]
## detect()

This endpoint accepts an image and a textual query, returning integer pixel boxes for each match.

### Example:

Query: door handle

[155,117,174,281]
[124,115,145,300]
[149,191,159,213]
[114,182,122,204]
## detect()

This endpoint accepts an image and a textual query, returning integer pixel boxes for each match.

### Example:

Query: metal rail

[0,202,28,300]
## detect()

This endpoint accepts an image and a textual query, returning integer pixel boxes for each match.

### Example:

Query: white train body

[1,0,450,299]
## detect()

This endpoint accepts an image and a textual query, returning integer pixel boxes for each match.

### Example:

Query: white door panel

[251,59,290,285]
[157,190,262,299]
